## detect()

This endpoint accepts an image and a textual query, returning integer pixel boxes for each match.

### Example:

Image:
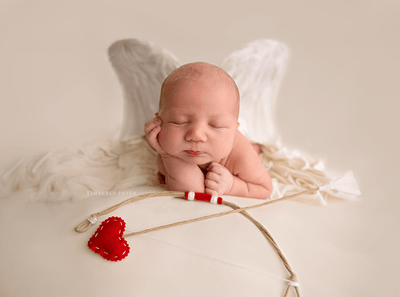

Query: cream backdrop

[0,0,399,296]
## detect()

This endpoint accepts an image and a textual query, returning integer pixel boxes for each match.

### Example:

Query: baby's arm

[228,164,272,199]
[145,116,205,192]
[205,132,272,199]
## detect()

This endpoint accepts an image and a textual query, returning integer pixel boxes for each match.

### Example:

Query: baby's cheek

[215,144,232,159]
[158,127,181,153]
[212,134,235,159]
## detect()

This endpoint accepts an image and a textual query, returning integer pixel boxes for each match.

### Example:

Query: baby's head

[159,62,239,116]
[157,62,240,165]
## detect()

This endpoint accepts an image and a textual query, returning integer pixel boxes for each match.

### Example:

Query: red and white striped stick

[184,191,223,205]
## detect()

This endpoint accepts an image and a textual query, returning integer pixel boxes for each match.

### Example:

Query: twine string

[74,191,183,233]
[123,188,317,239]
[222,200,301,297]
[139,234,297,285]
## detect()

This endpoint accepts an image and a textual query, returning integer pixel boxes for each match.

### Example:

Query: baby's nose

[185,124,207,142]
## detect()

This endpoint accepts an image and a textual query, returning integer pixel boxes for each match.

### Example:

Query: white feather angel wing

[221,39,289,144]
[108,38,180,140]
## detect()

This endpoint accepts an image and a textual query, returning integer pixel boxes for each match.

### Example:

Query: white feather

[221,39,289,143]
[108,38,180,140]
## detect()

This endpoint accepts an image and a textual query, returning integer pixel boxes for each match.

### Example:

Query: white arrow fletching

[319,171,361,196]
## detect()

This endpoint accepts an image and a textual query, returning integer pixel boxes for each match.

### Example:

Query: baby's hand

[144,114,167,155]
[205,162,233,196]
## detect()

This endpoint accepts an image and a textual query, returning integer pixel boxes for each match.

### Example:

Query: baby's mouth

[185,150,202,156]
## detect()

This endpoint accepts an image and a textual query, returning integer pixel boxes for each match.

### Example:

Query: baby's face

[158,79,239,165]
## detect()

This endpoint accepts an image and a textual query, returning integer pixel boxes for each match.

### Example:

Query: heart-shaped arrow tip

[88,216,130,261]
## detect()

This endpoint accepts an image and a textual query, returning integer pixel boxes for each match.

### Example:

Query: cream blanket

[0,133,344,204]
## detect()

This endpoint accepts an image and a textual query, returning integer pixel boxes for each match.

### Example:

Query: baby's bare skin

[145,63,272,199]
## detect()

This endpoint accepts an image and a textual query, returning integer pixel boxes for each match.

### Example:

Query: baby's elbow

[256,186,272,200]
[266,181,273,198]
[246,182,272,199]
[264,187,272,199]
[255,181,273,200]
[264,174,273,199]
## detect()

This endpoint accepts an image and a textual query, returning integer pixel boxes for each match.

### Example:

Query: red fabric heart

[88,216,130,261]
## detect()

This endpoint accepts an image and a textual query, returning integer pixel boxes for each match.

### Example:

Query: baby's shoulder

[224,130,259,169]
[231,130,254,153]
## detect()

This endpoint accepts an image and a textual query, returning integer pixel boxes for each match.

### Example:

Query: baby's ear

[237,121,240,128]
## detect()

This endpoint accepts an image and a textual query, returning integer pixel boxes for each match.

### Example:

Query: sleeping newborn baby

[145,62,272,199]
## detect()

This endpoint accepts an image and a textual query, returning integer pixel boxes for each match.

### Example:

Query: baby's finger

[146,126,163,151]
[205,187,219,196]
[207,161,217,170]
[205,178,218,190]
[146,124,161,139]
[206,171,220,182]
[144,117,161,134]
[208,162,223,173]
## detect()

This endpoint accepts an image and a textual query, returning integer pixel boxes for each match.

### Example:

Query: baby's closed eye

[208,121,227,129]
[169,121,188,125]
